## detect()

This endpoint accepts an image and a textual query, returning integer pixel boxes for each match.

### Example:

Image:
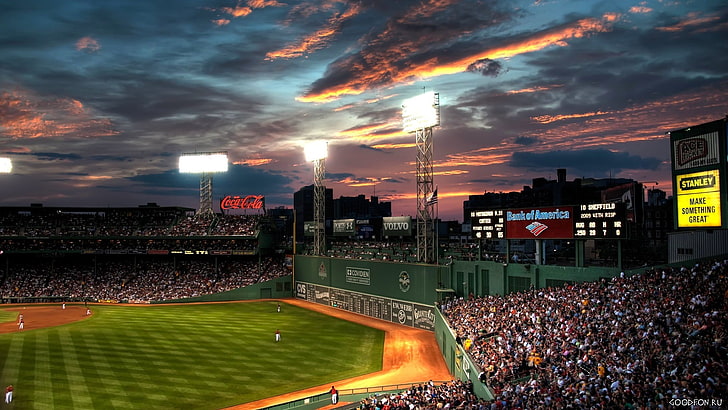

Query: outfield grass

[0,302,385,410]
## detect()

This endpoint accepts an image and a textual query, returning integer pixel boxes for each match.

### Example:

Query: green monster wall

[293,255,623,400]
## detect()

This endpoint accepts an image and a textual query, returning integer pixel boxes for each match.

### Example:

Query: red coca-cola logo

[220,195,265,210]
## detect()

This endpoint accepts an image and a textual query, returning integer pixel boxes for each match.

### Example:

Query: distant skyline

[1,0,727,222]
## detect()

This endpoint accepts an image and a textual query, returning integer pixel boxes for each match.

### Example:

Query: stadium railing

[259,380,452,410]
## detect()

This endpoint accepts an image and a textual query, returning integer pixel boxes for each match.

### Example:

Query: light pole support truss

[198,173,214,217]
[416,127,435,263]
[313,158,326,255]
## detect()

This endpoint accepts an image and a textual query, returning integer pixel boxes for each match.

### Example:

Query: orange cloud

[628,6,652,14]
[266,3,361,60]
[506,84,563,95]
[299,13,618,102]
[371,142,416,150]
[248,0,285,8]
[333,104,355,112]
[75,37,101,52]
[220,6,252,18]
[531,110,613,124]
[0,89,118,139]
[234,158,273,166]
[656,12,720,32]
[336,176,393,187]
[416,16,616,79]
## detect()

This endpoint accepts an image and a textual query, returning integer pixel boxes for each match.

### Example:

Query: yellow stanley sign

[676,170,722,228]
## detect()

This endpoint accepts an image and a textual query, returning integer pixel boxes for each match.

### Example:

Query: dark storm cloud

[14,152,83,161]
[358,144,385,152]
[127,164,294,197]
[513,136,539,146]
[326,172,355,181]
[519,14,728,115]
[509,150,661,174]
[467,59,505,77]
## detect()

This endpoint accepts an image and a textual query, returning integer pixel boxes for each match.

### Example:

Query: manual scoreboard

[573,202,626,239]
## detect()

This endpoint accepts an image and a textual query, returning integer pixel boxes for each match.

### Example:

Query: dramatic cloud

[467,59,505,77]
[0,0,726,221]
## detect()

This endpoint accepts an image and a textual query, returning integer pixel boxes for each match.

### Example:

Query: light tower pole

[305,141,328,256]
[179,151,228,217]
[403,91,440,263]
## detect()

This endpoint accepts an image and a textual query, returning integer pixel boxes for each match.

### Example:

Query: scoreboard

[471,203,628,240]
[573,202,626,239]
[295,281,436,331]
[470,209,505,239]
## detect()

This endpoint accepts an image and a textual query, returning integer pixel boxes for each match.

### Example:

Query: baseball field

[0,301,386,409]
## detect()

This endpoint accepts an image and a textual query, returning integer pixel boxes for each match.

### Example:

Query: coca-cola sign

[220,195,264,210]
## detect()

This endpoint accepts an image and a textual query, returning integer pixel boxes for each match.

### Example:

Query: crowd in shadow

[0,213,260,237]
[438,259,726,408]
[0,256,289,303]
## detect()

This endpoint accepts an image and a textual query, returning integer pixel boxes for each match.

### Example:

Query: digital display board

[574,203,626,238]
[506,206,573,239]
[470,209,505,239]
[676,169,722,228]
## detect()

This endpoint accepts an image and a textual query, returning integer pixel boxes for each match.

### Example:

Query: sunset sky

[1,0,727,222]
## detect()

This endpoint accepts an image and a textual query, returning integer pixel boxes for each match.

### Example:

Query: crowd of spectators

[0,237,258,252]
[0,256,290,302]
[357,380,484,409]
[300,240,513,264]
[0,211,260,238]
[299,240,419,262]
[440,259,727,408]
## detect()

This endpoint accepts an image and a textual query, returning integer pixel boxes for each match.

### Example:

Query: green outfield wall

[293,256,441,330]
[294,256,444,304]
[446,260,622,297]
[293,255,623,401]
[433,306,494,400]
[294,256,621,305]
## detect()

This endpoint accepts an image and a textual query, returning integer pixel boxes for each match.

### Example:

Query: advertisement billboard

[220,195,264,211]
[672,131,721,171]
[382,216,412,237]
[332,219,356,237]
[675,169,722,228]
[303,221,317,237]
[602,182,638,222]
[505,206,573,239]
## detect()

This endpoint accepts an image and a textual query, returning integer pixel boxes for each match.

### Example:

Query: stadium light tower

[0,157,11,174]
[179,151,228,217]
[402,91,440,263]
[304,141,328,256]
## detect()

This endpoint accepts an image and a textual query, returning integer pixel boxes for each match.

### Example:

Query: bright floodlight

[304,141,328,162]
[0,157,11,173]
[179,152,228,173]
[402,91,440,133]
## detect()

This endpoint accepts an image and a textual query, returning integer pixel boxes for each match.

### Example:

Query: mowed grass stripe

[0,302,384,410]
[57,330,94,410]
[31,333,54,409]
